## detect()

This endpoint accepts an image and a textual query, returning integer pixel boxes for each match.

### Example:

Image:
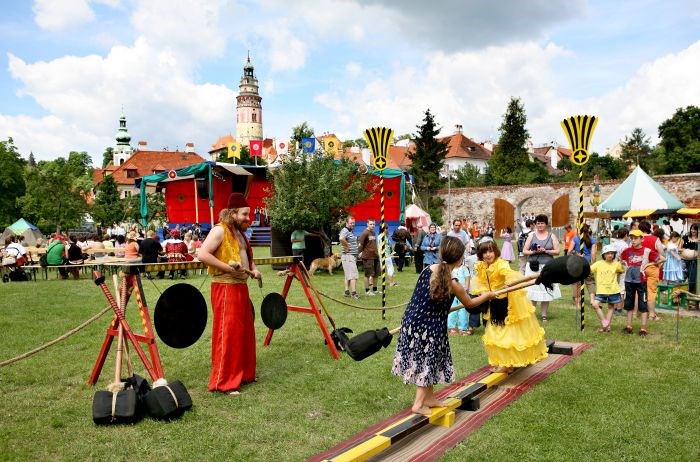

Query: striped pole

[561,115,598,332]
[364,127,394,320]
[578,167,585,330]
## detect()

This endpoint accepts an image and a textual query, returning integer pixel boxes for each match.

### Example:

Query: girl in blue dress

[392,236,495,415]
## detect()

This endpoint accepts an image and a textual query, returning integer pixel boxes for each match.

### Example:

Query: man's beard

[232,216,249,231]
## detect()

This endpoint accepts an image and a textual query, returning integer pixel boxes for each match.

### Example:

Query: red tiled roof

[439,132,491,160]
[94,150,206,186]
[210,134,236,152]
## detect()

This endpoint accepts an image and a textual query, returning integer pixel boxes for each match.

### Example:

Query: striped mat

[309,341,590,462]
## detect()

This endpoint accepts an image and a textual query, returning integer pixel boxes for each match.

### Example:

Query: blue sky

[1,0,699,166]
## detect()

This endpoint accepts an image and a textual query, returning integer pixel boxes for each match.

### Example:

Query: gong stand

[88,265,167,385]
[262,256,341,360]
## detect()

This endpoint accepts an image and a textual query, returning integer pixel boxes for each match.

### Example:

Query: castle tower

[113,112,135,165]
[235,53,263,146]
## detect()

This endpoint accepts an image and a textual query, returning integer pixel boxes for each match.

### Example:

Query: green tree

[0,138,27,228]
[124,191,166,225]
[102,147,114,168]
[27,151,36,168]
[657,105,700,174]
[619,128,658,173]
[265,154,372,238]
[451,163,485,188]
[18,152,93,232]
[407,109,448,220]
[290,122,315,154]
[488,97,534,185]
[556,152,627,182]
[92,175,123,228]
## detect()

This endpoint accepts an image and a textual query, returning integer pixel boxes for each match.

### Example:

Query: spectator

[358,218,380,296]
[420,223,443,269]
[523,214,561,321]
[339,216,360,299]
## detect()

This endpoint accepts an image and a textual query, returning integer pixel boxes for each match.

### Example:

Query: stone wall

[438,172,700,226]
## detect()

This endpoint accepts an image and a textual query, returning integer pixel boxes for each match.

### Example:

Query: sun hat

[629,229,644,237]
[602,244,617,255]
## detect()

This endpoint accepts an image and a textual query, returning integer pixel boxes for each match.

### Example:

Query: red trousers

[209,282,256,392]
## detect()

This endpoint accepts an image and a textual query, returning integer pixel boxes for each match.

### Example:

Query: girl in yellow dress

[472,240,548,373]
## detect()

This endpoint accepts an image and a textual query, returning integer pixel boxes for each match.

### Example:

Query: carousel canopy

[600,166,685,218]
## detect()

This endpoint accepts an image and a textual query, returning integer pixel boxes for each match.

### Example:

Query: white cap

[602,244,617,255]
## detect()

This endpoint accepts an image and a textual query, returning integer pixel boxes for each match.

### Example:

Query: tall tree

[102,147,114,168]
[487,97,534,185]
[18,152,92,232]
[92,175,123,228]
[0,138,27,228]
[657,105,700,174]
[27,151,36,168]
[265,154,372,237]
[407,109,448,220]
[619,128,657,173]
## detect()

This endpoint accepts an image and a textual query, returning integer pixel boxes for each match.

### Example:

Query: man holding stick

[198,192,261,396]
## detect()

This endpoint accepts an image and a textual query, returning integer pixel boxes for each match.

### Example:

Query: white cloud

[131,0,227,61]
[33,0,96,31]
[5,36,236,164]
[533,40,700,153]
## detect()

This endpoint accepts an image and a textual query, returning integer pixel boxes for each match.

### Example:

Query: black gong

[261,292,287,330]
[154,283,207,349]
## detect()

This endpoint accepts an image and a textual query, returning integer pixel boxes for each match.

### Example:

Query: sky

[1,0,699,167]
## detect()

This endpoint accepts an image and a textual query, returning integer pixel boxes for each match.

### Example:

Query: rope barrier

[315,288,408,311]
[0,305,112,368]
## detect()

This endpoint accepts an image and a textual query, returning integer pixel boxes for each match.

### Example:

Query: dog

[308,253,341,275]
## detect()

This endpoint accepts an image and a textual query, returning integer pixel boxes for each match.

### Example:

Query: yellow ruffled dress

[472,259,548,368]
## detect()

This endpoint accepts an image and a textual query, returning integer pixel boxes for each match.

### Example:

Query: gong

[154,283,208,348]
[261,292,287,330]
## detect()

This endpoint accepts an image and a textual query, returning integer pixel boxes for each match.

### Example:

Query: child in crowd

[392,237,495,416]
[447,262,470,335]
[472,240,548,373]
[589,244,625,332]
[620,229,659,337]
[663,231,684,283]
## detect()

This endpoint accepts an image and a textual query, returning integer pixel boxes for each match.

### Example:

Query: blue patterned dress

[392,268,454,386]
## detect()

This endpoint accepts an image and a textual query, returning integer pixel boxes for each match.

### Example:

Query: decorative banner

[227,141,241,159]
[302,137,316,154]
[276,138,288,156]
[323,138,337,155]
[363,126,394,318]
[250,139,263,157]
[363,127,393,171]
[561,114,598,332]
[168,169,177,179]
[560,115,598,166]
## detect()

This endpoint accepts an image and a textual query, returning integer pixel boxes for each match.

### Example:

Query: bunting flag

[302,137,316,154]
[323,138,337,155]
[276,138,289,156]
[227,140,241,159]
[250,139,263,157]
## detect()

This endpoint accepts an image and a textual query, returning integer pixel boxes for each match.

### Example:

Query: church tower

[235,53,263,146]
[113,112,135,165]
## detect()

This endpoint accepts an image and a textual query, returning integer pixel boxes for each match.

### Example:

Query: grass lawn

[1,247,699,461]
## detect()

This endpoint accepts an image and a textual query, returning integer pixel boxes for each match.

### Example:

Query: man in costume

[197,192,261,395]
